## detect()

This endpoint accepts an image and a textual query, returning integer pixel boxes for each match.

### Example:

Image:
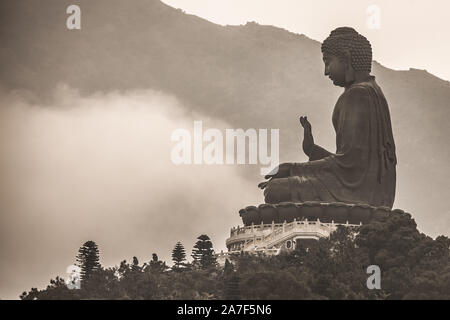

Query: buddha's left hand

[264,163,292,179]
[258,180,269,190]
[258,163,291,189]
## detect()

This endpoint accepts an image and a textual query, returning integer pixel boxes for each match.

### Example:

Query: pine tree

[191,234,217,269]
[171,242,187,270]
[76,241,101,282]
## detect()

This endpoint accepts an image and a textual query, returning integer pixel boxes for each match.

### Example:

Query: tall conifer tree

[191,234,217,269]
[172,242,187,270]
[76,241,101,282]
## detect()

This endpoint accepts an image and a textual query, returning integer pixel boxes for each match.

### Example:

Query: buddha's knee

[264,179,291,204]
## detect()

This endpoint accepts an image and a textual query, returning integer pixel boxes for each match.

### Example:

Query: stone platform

[239,201,405,226]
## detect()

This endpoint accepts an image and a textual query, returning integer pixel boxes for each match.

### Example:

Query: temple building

[217,202,401,264]
[225,218,360,255]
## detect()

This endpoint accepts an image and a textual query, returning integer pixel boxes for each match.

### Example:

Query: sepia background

[0,0,449,299]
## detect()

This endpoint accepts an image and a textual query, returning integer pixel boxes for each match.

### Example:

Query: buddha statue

[258,27,397,209]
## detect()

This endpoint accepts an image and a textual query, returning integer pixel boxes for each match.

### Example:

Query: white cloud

[0,85,260,299]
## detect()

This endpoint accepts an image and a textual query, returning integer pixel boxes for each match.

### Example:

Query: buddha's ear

[342,50,352,64]
[342,50,355,83]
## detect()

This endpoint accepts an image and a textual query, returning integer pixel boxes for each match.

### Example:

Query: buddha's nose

[324,67,330,76]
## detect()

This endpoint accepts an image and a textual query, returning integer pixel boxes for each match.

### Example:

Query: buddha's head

[321,27,372,87]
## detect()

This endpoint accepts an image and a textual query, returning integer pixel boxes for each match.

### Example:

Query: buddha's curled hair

[321,27,372,72]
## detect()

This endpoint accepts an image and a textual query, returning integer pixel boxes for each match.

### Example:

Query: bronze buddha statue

[258,27,397,209]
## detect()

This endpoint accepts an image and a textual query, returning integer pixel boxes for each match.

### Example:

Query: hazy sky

[0,87,261,299]
[163,0,450,82]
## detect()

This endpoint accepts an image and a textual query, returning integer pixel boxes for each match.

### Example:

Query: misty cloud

[0,86,261,299]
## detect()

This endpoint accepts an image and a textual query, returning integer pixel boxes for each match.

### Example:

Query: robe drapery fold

[265,77,397,208]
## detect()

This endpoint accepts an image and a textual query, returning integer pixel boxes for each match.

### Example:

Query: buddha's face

[323,53,347,87]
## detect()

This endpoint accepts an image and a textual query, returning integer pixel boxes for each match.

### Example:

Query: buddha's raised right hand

[300,116,314,157]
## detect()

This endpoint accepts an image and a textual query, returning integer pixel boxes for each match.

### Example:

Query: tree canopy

[192,234,218,270]
[20,213,450,300]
